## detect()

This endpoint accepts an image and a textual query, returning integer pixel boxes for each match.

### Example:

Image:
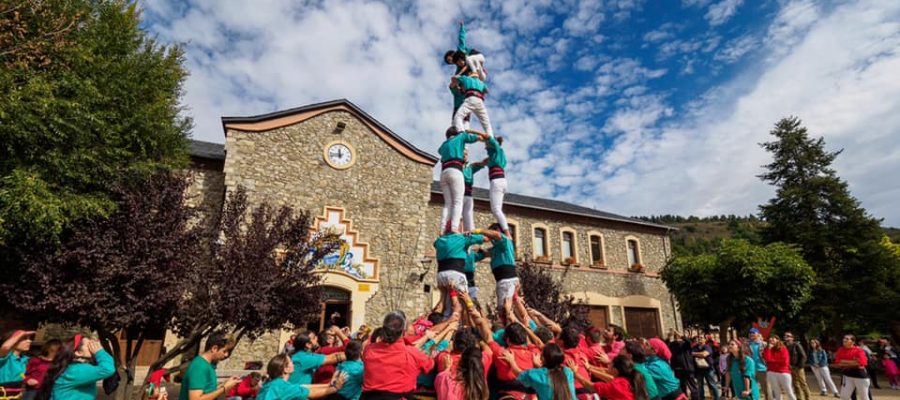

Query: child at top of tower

[444,20,487,81]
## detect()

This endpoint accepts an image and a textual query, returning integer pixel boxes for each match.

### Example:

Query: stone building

[182,99,679,370]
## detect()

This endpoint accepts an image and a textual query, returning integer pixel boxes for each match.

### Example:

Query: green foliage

[758,117,900,333]
[0,0,190,247]
[660,239,814,328]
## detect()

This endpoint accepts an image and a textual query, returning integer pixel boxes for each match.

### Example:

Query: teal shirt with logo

[257,378,310,400]
[486,136,507,169]
[50,349,115,400]
[490,235,516,269]
[289,351,326,385]
[644,356,681,397]
[435,233,485,261]
[180,355,218,400]
[517,367,576,400]
[336,360,364,400]
[438,132,480,162]
[0,352,28,384]
[456,75,487,93]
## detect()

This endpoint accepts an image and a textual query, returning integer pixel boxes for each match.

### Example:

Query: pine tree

[758,117,899,334]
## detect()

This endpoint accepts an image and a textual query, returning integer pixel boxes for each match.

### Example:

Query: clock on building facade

[323,141,355,169]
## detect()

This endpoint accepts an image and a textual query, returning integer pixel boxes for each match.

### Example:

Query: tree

[0,0,189,249]
[146,187,342,387]
[660,239,815,343]
[4,171,202,400]
[758,117,900,334]
[516,262,590,330]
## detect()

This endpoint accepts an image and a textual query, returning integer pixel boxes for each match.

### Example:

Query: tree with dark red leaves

[145,186,342,383]
[516,261,590,330]
[5,171,202,400]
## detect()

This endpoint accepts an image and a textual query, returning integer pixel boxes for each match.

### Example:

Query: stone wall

[425,197,678,334]
[221,109,439,341]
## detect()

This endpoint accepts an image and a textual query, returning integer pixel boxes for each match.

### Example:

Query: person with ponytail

[502,343,576,400]
[36,334,115,400]
[435,346,489,400]
[256,353,347,400]
[723,340,760,400]
[762,334,796,400]
[570,354,650,400]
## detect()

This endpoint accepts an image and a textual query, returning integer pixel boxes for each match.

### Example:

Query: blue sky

[142,0,900,226]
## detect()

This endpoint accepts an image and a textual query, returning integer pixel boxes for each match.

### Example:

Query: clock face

[325,142,354,169]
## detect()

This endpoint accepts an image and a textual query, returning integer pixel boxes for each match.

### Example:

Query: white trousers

[767,372,797,400]
[839,376,870,400]
[440,169,465,233]
[453,96,493,137]
[463,195,475,231]
[489,178,508,232]
[466,53,487,81]
[811,366,839,394]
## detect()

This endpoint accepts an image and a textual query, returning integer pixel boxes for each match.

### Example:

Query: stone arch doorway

[307,286,352,332]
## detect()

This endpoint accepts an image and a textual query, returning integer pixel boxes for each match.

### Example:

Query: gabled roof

[429,181,674,231]
[220,99,438,165]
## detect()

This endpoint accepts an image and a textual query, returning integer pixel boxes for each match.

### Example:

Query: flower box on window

[591,261,607,269]
[562,256,578,266]
[629,263,644,272]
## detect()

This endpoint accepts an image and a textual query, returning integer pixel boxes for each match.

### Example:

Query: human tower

[433,21,517,322]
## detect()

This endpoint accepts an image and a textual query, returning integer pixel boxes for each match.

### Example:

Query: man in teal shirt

[478,224,517,321]
[443,21,487,80]
[438,128,485,234]
[0,330,32,387]
[180,333,240,400]
[434,231,488,317]
[451,75,493,137]
[290,331,345,385]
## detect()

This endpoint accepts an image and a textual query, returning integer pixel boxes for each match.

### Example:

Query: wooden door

[624,307,661,339]
[588,306,609,329]
[116,326,165,366]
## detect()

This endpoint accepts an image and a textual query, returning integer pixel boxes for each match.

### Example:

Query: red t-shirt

[489,341,540,382]
[362,340,434,393]
[563,347,591,389]
[763,346,791,373]
[594,377,635,400]
[24,357,52,388]
[834,346,868,368]
[226,375,260,397]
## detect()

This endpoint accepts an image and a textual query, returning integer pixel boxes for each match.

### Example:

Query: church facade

[184,99,680,370]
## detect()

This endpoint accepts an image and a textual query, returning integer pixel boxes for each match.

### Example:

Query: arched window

[533,227,548,259]
[627,238,641,267]
[589,234,605,267]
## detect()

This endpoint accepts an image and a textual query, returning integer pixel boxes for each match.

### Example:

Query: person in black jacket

[668,330,699,400]
[785,332,810,400]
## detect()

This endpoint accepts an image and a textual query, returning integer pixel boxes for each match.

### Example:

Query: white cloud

[705,0,744,26]
[585,0,900,225]
[144,0,900,227]
[714,33,757,63]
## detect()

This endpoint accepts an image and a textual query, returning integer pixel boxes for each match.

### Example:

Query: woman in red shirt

[22,340,61,400]
[570,354,650,400]
[762,334,796,400]
[833,334,871,400]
